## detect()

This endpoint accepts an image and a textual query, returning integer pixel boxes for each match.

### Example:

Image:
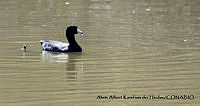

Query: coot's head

[66,26,84,35]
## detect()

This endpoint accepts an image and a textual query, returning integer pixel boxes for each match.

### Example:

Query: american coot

[40,26,83,52]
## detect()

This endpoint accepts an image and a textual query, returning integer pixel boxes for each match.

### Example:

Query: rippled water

[0,0,200,105]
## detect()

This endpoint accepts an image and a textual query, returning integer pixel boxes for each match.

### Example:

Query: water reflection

[41,51,83,80]
[65,52,83,80]
[21,51,26,59]
[41,51,69,63]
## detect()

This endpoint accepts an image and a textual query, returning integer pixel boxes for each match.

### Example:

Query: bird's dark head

[66,26,83,35]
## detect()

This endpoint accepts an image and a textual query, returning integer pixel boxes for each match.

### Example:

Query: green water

[0,0,200,105]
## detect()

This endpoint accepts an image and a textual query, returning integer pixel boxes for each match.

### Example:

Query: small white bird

[21,44,27,52]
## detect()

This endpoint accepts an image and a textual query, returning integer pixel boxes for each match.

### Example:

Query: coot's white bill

[77,28,84,35]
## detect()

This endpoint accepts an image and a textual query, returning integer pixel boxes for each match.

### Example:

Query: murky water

[0,0,200,105]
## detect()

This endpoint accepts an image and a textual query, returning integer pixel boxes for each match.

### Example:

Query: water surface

[0,0,200,105]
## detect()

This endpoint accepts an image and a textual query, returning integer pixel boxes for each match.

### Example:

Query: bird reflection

[41,51,83,80]
[41,51,69,63]
[65,52,83,80]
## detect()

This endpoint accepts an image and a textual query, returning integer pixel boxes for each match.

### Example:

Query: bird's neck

[66,33,78,46]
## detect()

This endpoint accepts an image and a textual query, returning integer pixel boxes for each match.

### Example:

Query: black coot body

[40,26,83,52]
